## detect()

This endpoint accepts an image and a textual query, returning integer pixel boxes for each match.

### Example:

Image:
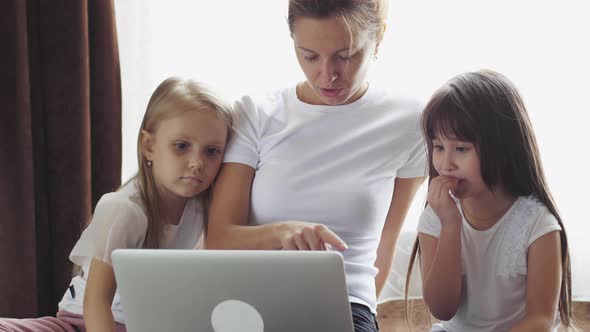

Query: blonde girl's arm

[206,163,347,250]
[374,176,424,296]
[83,258,117,332]
[508,231,562,332]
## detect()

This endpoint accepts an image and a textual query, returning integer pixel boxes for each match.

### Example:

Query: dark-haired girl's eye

[175,142,189,152]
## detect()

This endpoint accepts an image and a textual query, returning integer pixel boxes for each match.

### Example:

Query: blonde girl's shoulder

[92,180,148,234]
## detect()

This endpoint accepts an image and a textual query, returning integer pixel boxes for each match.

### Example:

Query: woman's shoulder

[369,85,425,114]
[234,87,292,113]
[230,87,295,132]
[364,85,425,134]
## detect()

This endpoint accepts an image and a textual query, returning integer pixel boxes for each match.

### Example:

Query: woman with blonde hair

[207,1,426,331]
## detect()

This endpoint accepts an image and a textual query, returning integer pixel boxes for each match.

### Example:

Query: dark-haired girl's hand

[427,176,462,229]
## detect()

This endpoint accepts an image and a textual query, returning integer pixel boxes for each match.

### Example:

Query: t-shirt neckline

[289,82,375,113]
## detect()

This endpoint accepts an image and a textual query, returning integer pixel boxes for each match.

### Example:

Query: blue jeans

[351,303,379,332]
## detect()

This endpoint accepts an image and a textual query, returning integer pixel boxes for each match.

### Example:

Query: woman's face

[292,15,377,106]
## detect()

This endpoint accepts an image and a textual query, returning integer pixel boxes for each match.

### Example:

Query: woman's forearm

[207,222,282,249]
[423,225,463,320]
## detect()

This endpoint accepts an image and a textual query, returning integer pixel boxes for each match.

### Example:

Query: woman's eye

[303,55,318,62]
[337,55,352,61]
[456,146,467,152]
[433,144,443,151]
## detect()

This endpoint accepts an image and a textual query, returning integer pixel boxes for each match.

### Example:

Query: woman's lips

[319,88,342,97]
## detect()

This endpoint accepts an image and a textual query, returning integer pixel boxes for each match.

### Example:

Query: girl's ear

[140,129,155,161]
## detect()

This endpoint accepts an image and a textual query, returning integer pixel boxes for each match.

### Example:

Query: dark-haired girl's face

[432,134,486,199]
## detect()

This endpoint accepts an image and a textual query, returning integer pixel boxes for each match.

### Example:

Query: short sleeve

[396,137,427,178]
[395,101,427,179]
[527,206,562,247]
[417,204,442,238]
[223,95,260,168]
[69,193,147,273]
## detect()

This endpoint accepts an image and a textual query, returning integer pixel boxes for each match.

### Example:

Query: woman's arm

[374,176,424,297]
[206,163,347,250]
[84,258,117,332]
[509,231,562,332]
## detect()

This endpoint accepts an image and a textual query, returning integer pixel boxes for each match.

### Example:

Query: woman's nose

[320,60,339,85]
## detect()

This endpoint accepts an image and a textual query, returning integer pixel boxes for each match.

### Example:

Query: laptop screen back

[112,249,354,332]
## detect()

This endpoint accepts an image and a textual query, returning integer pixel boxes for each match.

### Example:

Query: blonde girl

[0,77,232,332]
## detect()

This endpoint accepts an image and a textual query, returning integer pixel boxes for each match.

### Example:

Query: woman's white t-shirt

[224,84,427,312]
[418,196,562,332]
[58,179,205,323]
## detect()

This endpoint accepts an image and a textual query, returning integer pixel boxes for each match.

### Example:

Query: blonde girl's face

[142,108,228,202]
[431,134,487,199]
[292,15,376,106]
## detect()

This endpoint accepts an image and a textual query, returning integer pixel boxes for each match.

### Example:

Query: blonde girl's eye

[206,147,221,157]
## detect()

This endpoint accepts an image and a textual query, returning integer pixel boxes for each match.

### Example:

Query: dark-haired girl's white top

[418,196,561,332]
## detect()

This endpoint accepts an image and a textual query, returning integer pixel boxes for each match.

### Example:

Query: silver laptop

[112,249,354,332]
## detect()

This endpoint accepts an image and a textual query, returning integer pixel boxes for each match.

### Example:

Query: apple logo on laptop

[211,299,264,332]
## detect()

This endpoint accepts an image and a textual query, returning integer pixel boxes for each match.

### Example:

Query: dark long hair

[405,69,572,327]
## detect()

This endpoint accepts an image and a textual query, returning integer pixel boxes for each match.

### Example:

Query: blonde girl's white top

[58,179,205,324]
[417,196,562,332]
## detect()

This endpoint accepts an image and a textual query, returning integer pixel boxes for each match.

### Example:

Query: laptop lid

[112,249,354,332]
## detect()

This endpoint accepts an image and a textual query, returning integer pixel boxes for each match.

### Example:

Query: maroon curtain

[0,0,121,317]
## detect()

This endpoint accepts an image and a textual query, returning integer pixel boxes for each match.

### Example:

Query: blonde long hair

[137,77,233,248]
